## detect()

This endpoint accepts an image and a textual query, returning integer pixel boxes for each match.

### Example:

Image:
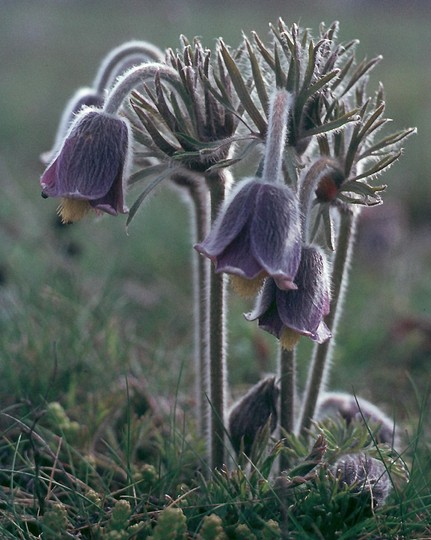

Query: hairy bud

[228,377,279,456]
[331,453,391,507]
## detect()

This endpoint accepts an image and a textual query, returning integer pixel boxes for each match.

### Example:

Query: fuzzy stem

[189,181,211,439]
[299,207,359,435]
[262,89,292,184]
[93,40,164,94]
[103,63,181,114]
[171,171,211,440]
[279,346,296,471]
[206,169,229,469]
[279,347,296,434]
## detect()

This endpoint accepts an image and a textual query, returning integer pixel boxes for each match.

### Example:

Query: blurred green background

[1,0,430,428]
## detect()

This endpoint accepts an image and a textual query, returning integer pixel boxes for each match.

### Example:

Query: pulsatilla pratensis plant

[39,20,414,475]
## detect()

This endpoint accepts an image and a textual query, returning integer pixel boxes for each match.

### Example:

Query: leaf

[360,127,416,158]
[302,69,340,102]
[354,151,402,180]
[340,55,383,97]
[128,163,169,186]
[126,167,176,228]
[132,104,179,156]
[219,40,267,134]
[206,138,260,172]
[245,37,269,115]
[304,108,360,138]
[252,31,275,70]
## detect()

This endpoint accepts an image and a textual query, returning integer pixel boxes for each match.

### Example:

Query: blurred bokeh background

[1,0,430,429]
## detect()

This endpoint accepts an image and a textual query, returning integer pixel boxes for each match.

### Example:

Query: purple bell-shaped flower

[246,245,331,349]
[194,177,302,294]
[40,108,130,223]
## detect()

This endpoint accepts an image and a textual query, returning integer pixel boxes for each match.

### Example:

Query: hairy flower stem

[206,170,229,469]
[279,347,296,433]
[263,89,296,459]
[171,171,211,438]
[103,63,182,115]
[299,208,359,435]
[189,182,211,439]
[279,347,296,471]
[93,41,164,94]
[262,89,291,183]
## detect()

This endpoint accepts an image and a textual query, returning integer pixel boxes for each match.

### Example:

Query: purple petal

[245,279,284,336]
[276,245,331,339]
[250,183,302,288]
[195,178,260,257]
[213,225,263,278]
[89,167,128,215]
[312,320,332,344]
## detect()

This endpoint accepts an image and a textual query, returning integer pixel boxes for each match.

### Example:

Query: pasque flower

[194,177,302,293]
[40,108,130,223]
[246,245,331,349]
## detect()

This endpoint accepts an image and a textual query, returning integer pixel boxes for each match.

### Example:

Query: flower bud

[228,377,279,456]
[331,453,391,507]
[314,167,345,203]
[317,391,397,446]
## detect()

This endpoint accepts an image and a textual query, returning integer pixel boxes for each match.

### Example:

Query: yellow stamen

[57,198,92,223]
[229,273,266,298]
[280,327,301,350]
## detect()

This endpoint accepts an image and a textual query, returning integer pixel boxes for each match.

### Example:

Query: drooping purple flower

[40,108,130,222]
[246,245,331,349]
[194,177,302,292]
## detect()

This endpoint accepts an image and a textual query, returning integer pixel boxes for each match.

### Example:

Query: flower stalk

[103,63,182,115]
[262,89,292,184]
[206,169,229,469]
[189,181,211,438]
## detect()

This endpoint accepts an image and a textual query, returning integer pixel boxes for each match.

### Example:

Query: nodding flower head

[40,108,130,223]
[228,377,279,456]
[246,245,331,349]
[194,177,302,296]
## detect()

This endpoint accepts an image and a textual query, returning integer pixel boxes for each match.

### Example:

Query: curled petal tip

[273,276,298,291]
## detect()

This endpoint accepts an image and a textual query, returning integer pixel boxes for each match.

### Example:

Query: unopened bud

[317,391,398,446]
[331,453,391,507]
[228,377,279,456]
[314,166,345,202]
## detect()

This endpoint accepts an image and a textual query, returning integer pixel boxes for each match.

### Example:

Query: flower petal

[213,224,262,278]
[276,245,331,341]
[251,183,302,289]
[194,178,260,257]
[245,279,285,337]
